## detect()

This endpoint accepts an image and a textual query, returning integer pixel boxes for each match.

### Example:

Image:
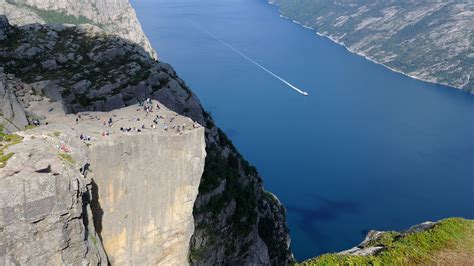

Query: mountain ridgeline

[270,0,473,92]
[0,0,293,264]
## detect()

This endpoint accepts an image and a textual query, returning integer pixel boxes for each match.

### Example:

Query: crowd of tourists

[74,98,200,143]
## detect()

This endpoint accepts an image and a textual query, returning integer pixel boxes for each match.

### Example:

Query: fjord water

[131,0,474,260]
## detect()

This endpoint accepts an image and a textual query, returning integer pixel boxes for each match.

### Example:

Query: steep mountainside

[1,0,157,59]
[0,70,206,265]
[270,0,473,92]
[0,7,293,265]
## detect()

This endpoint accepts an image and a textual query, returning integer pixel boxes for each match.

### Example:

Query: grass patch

[59,153,75,164]
[189,247,205,263]
[301,218,474,265]
[24,125,37,130]
[0,133,23,168]
[89,233,97,246]
[0,152,14,168]
[53,131,61,137]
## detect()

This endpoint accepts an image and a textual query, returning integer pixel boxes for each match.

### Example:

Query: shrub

[59,153,75,164]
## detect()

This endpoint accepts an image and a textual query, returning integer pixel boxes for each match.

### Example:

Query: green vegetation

[6,0,97,26]
[192,128,263,258]
[59,153,75,164]
[1,23,156,109]
[24,125,37,130]
[33,8,95,25]
[0,152,15,168]
[0,128,23,168]
[189,247,205,262]
[271,0,472,91]
[89,233,97,246]
[257,190,292,263]
[302,218,474,265]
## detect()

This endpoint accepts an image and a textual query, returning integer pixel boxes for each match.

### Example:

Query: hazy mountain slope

[270,0,473,92]
[1,0,157,59]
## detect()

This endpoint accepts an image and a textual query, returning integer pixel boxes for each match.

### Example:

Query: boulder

[88,83,115,98]
[103,93,125,111]
[41,59,58,70]
[133,83,148,100]
[25,47,43,58]
[55,53,68,64]
[94,47,126,62]
[72,80,91,94]
[30,80,64,102]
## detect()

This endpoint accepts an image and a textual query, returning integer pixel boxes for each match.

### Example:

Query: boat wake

[187,19,309,96]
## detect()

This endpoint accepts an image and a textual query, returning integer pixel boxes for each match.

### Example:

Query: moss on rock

[302,218,474,265]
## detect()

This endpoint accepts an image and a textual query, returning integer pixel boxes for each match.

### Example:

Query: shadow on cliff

[1,18,204,126]
[90,179,104,241]
[80,177,104,243]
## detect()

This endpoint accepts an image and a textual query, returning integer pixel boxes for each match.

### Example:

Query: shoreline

[268,1,470,92]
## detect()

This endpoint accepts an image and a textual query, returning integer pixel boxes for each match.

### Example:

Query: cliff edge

[0,8,293,265]
[0,69,206,264]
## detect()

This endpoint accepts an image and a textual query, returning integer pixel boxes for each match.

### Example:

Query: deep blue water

[131,0,474,261]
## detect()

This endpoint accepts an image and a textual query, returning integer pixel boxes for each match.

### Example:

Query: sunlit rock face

[2,0,157,59]
[0,70,206,265]
[89,128,206,265]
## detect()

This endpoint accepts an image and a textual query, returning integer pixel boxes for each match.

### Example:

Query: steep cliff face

[0,6,293,264]
[0,90,108,264]
[0,68,206,265]
[89,129,205,265]
[1,0,157,59]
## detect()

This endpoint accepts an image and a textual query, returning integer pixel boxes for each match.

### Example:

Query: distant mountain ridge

[270,0,473,93]
[1,0,157,59]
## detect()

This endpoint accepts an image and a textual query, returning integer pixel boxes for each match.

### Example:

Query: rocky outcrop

[0,116,107,265]
[89,126,205,265]
[339,221,437,256]
[0,11,293,265]
[1,0,157,59]
[302,218,474,265]
[0,72,206,265]
[0,72,29,132]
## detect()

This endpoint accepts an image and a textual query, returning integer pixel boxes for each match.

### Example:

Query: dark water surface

[131,0,474,260]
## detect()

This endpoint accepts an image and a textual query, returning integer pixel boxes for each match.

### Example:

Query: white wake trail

[187,20,309,96]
